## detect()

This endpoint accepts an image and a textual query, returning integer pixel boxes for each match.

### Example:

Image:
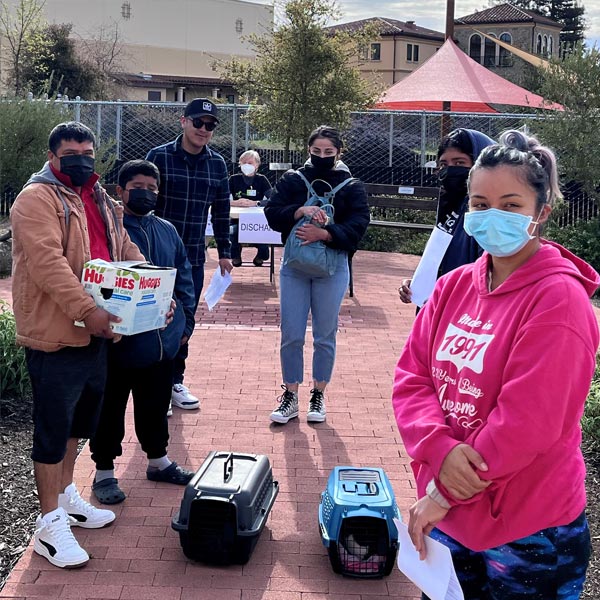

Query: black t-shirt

[229,173,272,203]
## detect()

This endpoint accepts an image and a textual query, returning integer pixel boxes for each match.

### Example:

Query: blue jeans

[173,263,204,385]
[230,224,269,262]
[279,252,349,384]
[425,512,590,600]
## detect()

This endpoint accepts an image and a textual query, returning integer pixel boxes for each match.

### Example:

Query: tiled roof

[327,17,444,41]
[118,73,232,88]
[456,2,560,28]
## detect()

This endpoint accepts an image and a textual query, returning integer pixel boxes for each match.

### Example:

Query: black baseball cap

[184,98,219,123]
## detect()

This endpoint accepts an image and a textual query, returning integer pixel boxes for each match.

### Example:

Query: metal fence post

[115,103,122,160]
[420,112,427,186]
[96,104,102,144]
[388,113,394,168]
[245,115,250,151]
[231,105,238,165]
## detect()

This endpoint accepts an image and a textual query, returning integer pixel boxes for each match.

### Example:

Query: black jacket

[264,163,370,253]
[229,172,272,202]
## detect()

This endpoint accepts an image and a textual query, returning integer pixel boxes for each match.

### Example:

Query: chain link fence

[1,100,596,226]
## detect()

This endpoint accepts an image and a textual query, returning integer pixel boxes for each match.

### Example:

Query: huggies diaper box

[76,259,176,335]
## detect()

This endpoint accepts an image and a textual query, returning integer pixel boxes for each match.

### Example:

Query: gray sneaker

[270,386,299,424]
[307,388,326,423]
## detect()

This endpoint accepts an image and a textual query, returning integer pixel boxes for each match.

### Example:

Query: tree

[219,0,380,159]
[21,23,103,98]
[534,43,600,204]
[495,0,586,52]
[76,20,129,99]
[0,0,48,94]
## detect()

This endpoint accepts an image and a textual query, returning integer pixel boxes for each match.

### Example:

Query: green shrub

[0,301,30,400]
[545,216,600,275]
[0,96,66,197]
[583,358,600,449]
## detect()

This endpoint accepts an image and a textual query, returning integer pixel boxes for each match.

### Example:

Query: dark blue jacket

[111,212,196,368]
[439,129,496,276]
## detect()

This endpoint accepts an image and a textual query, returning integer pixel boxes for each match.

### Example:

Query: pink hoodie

[393,240,600,550]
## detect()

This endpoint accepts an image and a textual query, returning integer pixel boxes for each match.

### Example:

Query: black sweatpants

[90,351,173,471]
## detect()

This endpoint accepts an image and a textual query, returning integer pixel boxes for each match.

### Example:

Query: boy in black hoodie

[89,160,196,504]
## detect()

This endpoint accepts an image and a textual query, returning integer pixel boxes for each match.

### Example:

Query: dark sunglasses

[188,117,217,131]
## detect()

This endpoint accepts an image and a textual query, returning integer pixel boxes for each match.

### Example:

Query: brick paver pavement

[12,243,599,599]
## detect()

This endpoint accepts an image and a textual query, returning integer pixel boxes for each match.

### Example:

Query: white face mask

[240,163,256,176]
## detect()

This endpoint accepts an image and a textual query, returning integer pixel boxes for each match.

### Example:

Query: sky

[246,0,600,48]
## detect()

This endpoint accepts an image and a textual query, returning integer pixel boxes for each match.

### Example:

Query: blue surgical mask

[464,208,539,257]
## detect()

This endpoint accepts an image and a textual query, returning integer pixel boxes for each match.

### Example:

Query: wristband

[426,479,451,509]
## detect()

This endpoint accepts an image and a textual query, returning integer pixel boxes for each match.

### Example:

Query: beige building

[454,3,562,83]
[1,0,274,100]
[326,17,445,88]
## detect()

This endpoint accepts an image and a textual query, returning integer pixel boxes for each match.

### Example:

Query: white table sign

[238,210,282,245]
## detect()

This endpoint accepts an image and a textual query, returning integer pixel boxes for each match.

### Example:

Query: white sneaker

[167,401,173,417]
[270,386,299,424]
[58,483,116,529]
[33,508,89,568]
[171,384,200,409]
[307,388,326,423]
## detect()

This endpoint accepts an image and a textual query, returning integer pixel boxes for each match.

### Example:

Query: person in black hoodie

[399,128,496,304]
[264,126,370,424]
[89,160,196,504]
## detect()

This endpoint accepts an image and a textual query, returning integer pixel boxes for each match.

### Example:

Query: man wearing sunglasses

[146,98,232,412]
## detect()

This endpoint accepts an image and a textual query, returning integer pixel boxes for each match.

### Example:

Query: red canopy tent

[376,38,561,113]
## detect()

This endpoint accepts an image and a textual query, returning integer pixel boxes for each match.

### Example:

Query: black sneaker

[270,385,299,424]
[307,388,326,423]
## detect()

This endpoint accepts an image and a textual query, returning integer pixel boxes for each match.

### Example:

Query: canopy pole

[445,0,455,39]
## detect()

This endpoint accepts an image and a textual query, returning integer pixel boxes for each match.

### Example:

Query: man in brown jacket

[11,121,144,568]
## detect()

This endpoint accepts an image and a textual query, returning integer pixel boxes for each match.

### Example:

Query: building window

[484,34,496,66]
[407,43,419,62]
[548,35,553,56]
[499,32,513,67]
[370,43,381,61]
[469,34,482,63]
[148,91,161,101]
[121,1,131,19]
[536,34,542,54]
[543,34,548,56]
[235,18,243,34]
[227,94,235,104]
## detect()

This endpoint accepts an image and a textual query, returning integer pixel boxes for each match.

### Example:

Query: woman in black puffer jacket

[264,125,370,425]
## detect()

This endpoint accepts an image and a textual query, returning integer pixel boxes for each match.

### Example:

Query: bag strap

[296,170,354,205]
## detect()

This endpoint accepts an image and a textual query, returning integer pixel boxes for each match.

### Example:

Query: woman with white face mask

[393,130,600,599]
[229,150,272,267]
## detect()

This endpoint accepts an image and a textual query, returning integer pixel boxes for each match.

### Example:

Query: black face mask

[437,166,471,195]
[126,188,158,215]
[310,153,336,171]
[59,155,95,187]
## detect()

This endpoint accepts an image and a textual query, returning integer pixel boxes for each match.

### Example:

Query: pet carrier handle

[342,482,378,495]
[223,452,234,482]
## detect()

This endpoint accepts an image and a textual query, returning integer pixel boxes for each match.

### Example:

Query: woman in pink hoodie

[393,130,600,599]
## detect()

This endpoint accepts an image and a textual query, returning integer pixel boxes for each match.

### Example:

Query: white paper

[410,227,453,307]
[394,520,464,600]
[203,266,232,311]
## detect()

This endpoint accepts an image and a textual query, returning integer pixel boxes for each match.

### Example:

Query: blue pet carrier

[319,466,400,578]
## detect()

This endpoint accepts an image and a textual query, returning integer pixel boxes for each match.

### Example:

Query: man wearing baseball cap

[146,98,232,411]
